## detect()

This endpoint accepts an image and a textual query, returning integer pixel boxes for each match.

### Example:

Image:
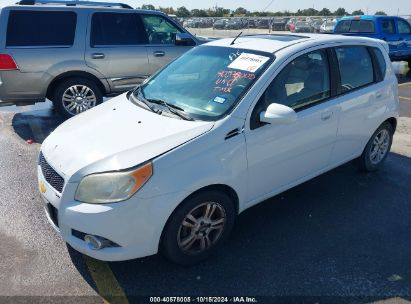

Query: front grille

[39,152,65,193]
[46,203,59,227]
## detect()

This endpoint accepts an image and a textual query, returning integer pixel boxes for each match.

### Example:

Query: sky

[1,0,410,15]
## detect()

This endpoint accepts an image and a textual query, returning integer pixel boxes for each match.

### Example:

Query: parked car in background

[0,0,201,118]
[38,34,399,265]
[271,18,289,31]
[320,20,337,33]
[247,19,256,28]
[225,19,243,30]
[213,19,228,30]
[311,20,324,33]
[294,21,312,33]
[256,19,270,29]
[334,15,411,64]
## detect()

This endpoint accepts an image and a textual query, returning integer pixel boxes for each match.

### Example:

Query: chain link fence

[176,15,411,38]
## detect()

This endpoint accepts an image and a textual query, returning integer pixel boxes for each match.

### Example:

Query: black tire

[356,122,394,172]
[52,77,103,119]
[160,190,236,265]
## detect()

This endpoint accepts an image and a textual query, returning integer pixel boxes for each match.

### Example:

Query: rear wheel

[161,190,236,265]
[357,122,394,172]
[53,77,103,118]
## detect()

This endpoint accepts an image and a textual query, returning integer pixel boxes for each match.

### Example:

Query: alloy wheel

[369,129,390,165]
[62,85,97,115]
[177,202,226,255]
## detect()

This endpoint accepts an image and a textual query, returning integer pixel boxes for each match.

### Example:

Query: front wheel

[357,122,394,172]
[53,77,103,118]
[160,190,236,265]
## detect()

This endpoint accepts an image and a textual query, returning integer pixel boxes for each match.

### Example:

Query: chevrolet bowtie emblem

[39,181,47,194]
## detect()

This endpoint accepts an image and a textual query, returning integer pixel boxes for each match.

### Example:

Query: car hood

[41,94,214,181]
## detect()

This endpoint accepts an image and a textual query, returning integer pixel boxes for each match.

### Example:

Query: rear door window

[381,20,396,34]
[335,47,374,92]
[6,10,77,47]
[91,12,148,47]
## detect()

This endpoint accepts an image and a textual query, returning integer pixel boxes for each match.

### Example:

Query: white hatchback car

[38,34,399,265]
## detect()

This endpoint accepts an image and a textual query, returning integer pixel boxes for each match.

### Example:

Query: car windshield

[134,46,273,121]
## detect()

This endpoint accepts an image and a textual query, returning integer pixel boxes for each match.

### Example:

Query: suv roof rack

[16,0,133,9]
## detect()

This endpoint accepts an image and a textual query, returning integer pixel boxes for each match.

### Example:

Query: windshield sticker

[229,50,242,61]
[214,70,256,93]
[228,53,270,72]
[213,96,226,104]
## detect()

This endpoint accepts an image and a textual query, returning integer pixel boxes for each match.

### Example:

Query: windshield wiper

[146,98,194,121]
[131,87,159,113]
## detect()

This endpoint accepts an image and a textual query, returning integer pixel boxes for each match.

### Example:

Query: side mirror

[175,33,196,46]
[260,103,297,125]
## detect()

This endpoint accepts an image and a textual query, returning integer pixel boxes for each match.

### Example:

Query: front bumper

[37,165,188,261]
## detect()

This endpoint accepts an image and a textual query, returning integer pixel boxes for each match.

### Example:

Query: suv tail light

[0,54,18,71]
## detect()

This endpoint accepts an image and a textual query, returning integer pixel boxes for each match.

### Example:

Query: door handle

[321,111,333,121]
[376,92,383,99]
[91,53,105,59]
[153,51,165,57]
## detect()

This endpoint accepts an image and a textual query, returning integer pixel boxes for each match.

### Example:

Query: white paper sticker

[213,96,226,104]
[228,53,270,72]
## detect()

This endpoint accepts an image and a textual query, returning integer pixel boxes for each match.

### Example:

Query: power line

[262,0,275,12]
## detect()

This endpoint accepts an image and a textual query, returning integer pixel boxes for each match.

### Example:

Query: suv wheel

[357,122,394,172]
[161,190,236,265]
[53,77,103,118]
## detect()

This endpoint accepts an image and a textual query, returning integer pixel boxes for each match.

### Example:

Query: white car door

[329,46,389,164]
[244,49,340,205]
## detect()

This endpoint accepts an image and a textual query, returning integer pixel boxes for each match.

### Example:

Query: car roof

[205,34,386,54]
[339,15,402,21]
[5,4,166,15]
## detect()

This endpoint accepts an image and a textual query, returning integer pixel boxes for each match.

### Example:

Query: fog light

[84,234,112,250]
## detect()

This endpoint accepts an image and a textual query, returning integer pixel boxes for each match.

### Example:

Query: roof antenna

[230,32,243,45]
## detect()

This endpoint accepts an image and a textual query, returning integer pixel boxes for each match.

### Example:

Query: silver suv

[0,0,200,117]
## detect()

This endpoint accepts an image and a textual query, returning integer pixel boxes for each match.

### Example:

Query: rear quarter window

[6,10,77,47]
[371,47,387,80]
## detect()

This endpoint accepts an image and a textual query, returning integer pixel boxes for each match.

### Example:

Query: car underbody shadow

[12,109,65,144]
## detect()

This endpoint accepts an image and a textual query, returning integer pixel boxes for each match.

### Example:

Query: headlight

[75,162,153,204]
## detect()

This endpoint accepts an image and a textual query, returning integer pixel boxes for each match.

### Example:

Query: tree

[334,7,348,16]
[158,7,175,15]
[375,11,387,15]
[208,7,230,17]
[302,8,319,16]
[190,9,208,17]
[319,8,332,16]
[141,4,155,11]
[234,7,248,16]
[176,6,190,17]
[351,9,364,15]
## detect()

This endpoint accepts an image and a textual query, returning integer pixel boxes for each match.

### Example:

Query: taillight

[0,54,18,71]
